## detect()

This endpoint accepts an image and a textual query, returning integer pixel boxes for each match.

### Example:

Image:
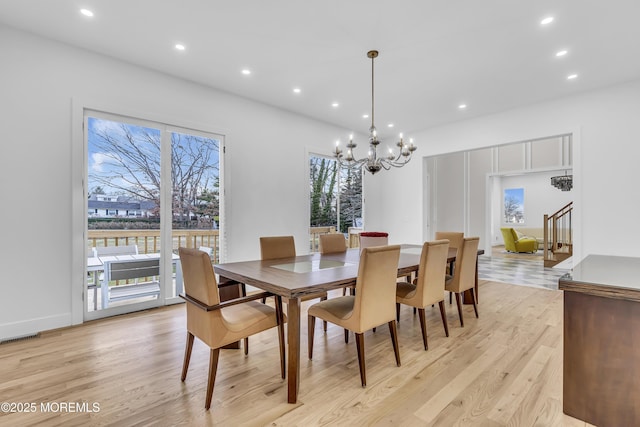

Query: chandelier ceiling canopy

[334,50,416,175]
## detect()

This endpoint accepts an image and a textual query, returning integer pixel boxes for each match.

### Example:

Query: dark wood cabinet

[559,255,640,426]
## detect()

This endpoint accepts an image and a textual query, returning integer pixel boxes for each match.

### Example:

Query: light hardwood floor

[0,281,593,426]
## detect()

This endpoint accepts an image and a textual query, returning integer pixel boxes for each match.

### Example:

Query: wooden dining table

[214,244,483,404]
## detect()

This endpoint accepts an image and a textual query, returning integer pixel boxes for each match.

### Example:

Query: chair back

[359,232,388,253]
[198,246,213,256]
[500,228,517,252]
[319,233,347,254]
[93,244,138,257]
[449,237,480,293]
[178,247,220,306]
[415,240,450,306]
[353,245,401,331]
[434,232,463,250]
[260,236,296,260]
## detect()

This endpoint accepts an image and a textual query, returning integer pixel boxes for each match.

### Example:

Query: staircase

[543,202,573,268]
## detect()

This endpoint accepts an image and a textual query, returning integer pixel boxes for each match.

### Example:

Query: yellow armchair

[500,228,537,253]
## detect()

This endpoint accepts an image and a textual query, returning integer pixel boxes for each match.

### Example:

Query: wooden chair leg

[414,307,417,315]
[449,291,453,304]
[244,338,249,355]
[344,328,349,344]
[455,292,464,327]
[308,315,316,359]
[417,308,428,350]
[470,288,479,318]
[181,332,195,381]
[355,332,366,387]
[388,320,401,366]
[396,302,401,322]
[275,296,286,378]
[205,348,220,410]
[438,300,449,337]
[321,296,328,331]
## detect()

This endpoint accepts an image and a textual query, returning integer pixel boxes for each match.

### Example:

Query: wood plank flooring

[0,281,593,426]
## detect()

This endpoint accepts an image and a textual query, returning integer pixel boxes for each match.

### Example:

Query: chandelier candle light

[333,50,417,174]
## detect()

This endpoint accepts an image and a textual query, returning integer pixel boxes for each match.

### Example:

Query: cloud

[91,152,110,173]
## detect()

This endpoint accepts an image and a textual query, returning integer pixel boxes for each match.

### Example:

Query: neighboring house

[87,194,157,218]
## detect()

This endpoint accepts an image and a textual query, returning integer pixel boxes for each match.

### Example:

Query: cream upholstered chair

[308,245,402,387]
[434,231,463,272]
[319,233,351,295]
[435,231,464,303]
[260,236,297,260]
[260,236,328,330]
[445,237,480,327]
[178,247,286,410]
[319,233,347,254]
[396,239,450,350]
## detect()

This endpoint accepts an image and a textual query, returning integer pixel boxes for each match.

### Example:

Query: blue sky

[504,188,524,206]
[88,117,219,196]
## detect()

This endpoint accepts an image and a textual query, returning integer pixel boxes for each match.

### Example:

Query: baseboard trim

[0,313,71,342]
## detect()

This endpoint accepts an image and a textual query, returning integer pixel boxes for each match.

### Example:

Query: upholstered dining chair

[435,231,464,303]
[445,236,480,327]
[260,236,328,330]
[396,239,450,350]
[307,245,402,387]
[178,247,286,410]
[434,231,463,272]
[319,233,348,254]
[319,233,351,295]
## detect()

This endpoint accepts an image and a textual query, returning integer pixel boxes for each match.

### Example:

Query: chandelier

[333,50,416,175]
[551,171,573,191]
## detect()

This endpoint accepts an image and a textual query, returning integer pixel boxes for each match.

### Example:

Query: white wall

[369,77,640,264]
[0,25,350,340]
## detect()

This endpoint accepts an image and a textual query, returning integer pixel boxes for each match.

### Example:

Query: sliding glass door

[85,111,222,320]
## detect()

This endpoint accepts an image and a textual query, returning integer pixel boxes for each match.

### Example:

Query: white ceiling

[2,1,640,140]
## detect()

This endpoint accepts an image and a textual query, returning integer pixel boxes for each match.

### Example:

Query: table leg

[286,297,301,404]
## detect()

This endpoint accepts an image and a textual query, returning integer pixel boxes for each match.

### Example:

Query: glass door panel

[169,129,221,299]
[86,115,163,317]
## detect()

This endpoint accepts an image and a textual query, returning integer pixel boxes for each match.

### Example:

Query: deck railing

[89,226,364,261]
[88,229,220,263]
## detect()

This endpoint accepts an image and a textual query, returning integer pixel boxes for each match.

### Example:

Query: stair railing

[543,201,573,262]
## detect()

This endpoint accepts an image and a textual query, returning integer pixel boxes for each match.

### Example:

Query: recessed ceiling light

[556,50,568,57]
[458,104,467,109]
[175,44,185,51]
[331,102,339,108]
[567,74,578,80]
[540,16,554,25]
[241,69,251,76]
[80,9,94,17]
[293,88,301,94]
[387,123,394,128]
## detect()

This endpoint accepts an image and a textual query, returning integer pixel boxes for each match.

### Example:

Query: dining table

[214,244,484,404]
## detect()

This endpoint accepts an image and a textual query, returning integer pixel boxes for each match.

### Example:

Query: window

[504,188,524,224]
[309,155,362,233]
